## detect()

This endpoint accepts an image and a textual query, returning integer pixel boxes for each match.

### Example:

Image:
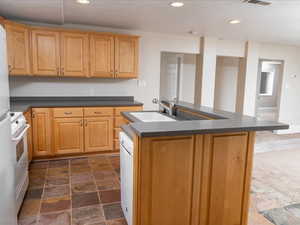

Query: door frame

[255,58,284,122]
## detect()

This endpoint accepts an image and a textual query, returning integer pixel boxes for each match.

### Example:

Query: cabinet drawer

[114,106,142,116]
[84,107,114,117]
[114,139,120,150]
[114,128,121,139]
[53,108,83,118]
[115,117,130,128]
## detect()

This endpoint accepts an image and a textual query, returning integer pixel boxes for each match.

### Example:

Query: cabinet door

[32,108,52,157]
[31,29,60,76]
[115,36,139,78]
[54,118,84,155]
[85,117,113,152]
[61,32,89,77]
[90,34,114,78]
[5,22,30,75]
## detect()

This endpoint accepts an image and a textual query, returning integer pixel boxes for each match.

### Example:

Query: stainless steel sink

[129,112,175,122]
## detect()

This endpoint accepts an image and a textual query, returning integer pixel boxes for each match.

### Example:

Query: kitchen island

[121,101,288,225]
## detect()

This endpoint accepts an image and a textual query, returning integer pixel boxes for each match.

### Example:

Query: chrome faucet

[159,100,175,116]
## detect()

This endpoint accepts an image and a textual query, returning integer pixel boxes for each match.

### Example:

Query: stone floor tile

[93,171,116,181]
[47,168,69,177]
[103,203,124,220]
[25,188,43,200]
[71,158,89,166]
[96,179,119,191]
[18,216,37,225]
[49,160,69,168]
[38,210,71,225]
[18,199,41,219]
[72,192,100,209]
[72,205,105,225]
[29,176,46,189]
[30,161,49,169]
[263,207,300,225]
[71,166,92,174]
[106,218,127,225]
[71,173,94,184]
[46,176,69,186]
[43,185,70,199]
[99,190,121,204]
[71,181,97,195]
[40,196,71,214]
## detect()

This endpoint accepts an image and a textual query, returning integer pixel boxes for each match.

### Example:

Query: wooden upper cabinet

[61,32,89,77]
[90,34,114,78]
[84,117,113,152]
[31,29,60,76]
[5,21,30,75]
[32,108,52,157]
[115,35,139,78]
[54,118,84,155]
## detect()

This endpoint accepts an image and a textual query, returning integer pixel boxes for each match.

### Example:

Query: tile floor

[19,131,300,225]
[18,155,126,225]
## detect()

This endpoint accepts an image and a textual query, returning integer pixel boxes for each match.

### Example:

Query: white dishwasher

[120,132,134,225]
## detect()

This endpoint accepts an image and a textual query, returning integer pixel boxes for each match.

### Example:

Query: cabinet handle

[64,112,72,115]
[57,67,60,75]
[80,120,83,127]
[94,112,102,114]
[85,120,88,127]
[61,68,64,76]
[8,65,12,73]
[32,112,35,118]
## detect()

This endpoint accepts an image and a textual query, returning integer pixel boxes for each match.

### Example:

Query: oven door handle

[12,125,30,142]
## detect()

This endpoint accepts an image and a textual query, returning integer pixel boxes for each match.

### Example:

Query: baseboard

[276,125,300,134]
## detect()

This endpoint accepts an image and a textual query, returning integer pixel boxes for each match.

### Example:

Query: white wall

[179,54,196,103]
[214,56,240,112]
[9,21,200,110]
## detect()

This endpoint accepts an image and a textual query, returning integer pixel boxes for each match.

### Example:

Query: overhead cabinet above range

[4,20,139,79]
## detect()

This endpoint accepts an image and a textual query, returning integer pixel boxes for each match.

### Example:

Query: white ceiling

[1,0,300,45]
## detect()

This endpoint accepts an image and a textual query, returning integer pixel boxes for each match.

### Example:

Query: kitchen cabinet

[90,34,114,78]
[31,29,60,76]
[5,21,30,75]
[24,110,33,162]
[61,32,89,77]
[115,36,139,78]
[30,105,142,158]
[84,117,113,152]
[4,20,140,79]
[32,108,53,157]
[54,118,84,155]
[133,132,255,225]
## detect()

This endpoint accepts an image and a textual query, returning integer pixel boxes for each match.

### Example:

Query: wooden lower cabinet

[32,108,53,157]
[134,132,255,225]
[84,117,113,152]
[54,118,84,155]
[24,110,33,162]
[31,106,142,158]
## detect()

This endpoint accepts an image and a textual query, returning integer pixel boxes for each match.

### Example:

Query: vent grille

[243,0,272,6]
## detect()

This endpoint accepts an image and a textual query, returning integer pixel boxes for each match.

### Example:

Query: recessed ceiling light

[170,2,184,7]
[229,19,241,24]
[76,0,90,4]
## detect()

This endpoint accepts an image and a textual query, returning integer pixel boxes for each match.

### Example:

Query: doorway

[159,52,197,104]
[255,59,284,121]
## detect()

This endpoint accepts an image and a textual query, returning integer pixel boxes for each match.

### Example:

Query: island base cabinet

[134,132,255,225]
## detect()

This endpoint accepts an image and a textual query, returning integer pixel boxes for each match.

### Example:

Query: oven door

[11,125,30,212]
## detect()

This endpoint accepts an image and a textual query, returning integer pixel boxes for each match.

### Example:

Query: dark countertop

[10,96,143,112]
[121,101,289,137]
